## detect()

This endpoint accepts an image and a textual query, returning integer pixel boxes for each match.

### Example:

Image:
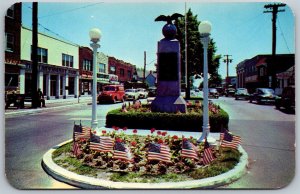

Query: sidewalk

[5,95,92,115]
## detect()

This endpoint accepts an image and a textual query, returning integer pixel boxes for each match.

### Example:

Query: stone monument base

[151,96,187,113]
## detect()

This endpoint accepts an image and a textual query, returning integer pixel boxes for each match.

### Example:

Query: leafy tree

[175,9,221,88]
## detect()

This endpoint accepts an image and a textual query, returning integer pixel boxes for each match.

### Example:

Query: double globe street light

[89,28,102,130]
[197,21,216,144]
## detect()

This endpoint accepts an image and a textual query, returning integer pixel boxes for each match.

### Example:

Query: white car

[137,88,148,99]
[124,89,140,100]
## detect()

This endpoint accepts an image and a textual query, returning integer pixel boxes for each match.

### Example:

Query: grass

[52,142,241,183]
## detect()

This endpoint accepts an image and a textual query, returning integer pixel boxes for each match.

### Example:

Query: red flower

[131,141,137,146]
[123,127,128,131]
[157,131,162,135]
[150,128,156,134]
[190,136,193,139]
[133,129,138,134]
[162,132,167,136]
[183,137,188,141]
[93,130,97,134]
[116,137,122,143]
[102,130,106,134]
[172,135,178,140]
[115,127,120,131]
[158,139,164,144]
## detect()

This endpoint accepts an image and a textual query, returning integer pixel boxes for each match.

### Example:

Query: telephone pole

[143,51,146,83]
[223,54,232,87]
[264,3,286,89]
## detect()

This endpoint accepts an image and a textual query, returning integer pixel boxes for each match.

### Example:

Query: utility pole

[223,54,232,87]
[143,51,146,83]
[31,2,39,108]
[264,3,286,89]
[185,2,190,99]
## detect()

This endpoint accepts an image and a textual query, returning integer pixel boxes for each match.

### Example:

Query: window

[127,70,131,78]
[120,68,125,77]
[83,59,91,71]
[62,54,74,67]
[6,5,14,18]
[31,47,48,63]
[110,66,116,74]
[99,63,106,73]
[5,33,14,52]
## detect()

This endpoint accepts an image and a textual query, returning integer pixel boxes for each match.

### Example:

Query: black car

[208,88,219,98]
[275,86,295,110]
[148,87,157,97]
[225,88,236,97]
[249,88,276,104]
[235,88,249,100]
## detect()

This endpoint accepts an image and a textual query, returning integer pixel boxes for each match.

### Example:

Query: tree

[175,9,222,89]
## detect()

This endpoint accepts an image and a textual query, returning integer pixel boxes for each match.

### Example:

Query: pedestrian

[37,88,46,107]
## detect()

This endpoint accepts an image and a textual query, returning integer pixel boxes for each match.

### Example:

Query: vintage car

[124,89,140,100]
[208,88,219,99]
[98,85,125,104]
[235,88,249,100]
[275,86,295,110]
[249,88,277,104]
[137,88,148,99]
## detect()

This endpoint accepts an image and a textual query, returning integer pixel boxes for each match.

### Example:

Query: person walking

[37,88,46,107]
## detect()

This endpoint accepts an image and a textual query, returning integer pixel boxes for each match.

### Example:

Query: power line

[277,18,292,53]
[38,3,103,18]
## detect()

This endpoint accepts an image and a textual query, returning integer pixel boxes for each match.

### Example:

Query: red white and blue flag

[202,139,215,165]
[73,125,91,141]
[72,142,82,158]
[113,142,133,162]
[148,143,172,163]
[181,139,199,160]
[90,135,114,153]
[220,129,241,150]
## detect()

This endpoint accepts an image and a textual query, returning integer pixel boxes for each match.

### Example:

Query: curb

[42,139,249,189]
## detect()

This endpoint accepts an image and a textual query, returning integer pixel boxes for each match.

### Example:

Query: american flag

[113,142,133,162]
[220,130,241,150]
[181,139,199,160]
[202,139,215,165]
[73,125,91,141]
[89,135,114,153]
[72,142,82,158]
[148,143,171,163]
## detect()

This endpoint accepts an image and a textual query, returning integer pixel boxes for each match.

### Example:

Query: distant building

[108,57,135,83]
[236,54,295,93]
[145,70,157,87]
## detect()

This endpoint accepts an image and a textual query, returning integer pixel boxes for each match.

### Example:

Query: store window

[83,59,91,71]
[120,68,125,77]
[110,66,116,74]
[31,47,48,63]
[99,63,106,73]
[5,33,14,52]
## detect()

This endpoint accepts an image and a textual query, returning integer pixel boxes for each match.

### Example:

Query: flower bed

[52,128,241,183]
[106,101,229,132]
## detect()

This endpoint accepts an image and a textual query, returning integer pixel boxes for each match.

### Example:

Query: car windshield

[209,89,217,92]
[237,89,248,94]
[104,86,116,91]
[260,88,274,94]
[125,89,135,92]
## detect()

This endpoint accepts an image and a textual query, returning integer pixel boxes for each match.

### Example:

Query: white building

[20,26,80,99]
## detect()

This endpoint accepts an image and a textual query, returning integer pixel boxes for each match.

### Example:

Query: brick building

[108,57,135,83]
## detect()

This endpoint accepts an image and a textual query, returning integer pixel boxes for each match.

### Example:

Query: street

[5,97,295,189]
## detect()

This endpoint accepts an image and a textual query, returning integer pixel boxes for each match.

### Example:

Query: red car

[98,85,125,104]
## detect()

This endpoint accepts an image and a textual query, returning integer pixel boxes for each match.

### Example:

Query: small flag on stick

[202,138,215,165]
[90,135,114,153]
[148,143,172,163]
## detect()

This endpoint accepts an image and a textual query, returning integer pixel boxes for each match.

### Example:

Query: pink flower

[157,131,162,135]
[150,128,156,134]
[131,141,137,146]
[116,137,122,143]
[102,130,106,134]
[133,129,138,134]
[190,136,193,139]
[162,132,167,136]
[158,139,164,144]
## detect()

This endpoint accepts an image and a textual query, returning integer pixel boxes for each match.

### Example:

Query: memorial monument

[151,13,187,113]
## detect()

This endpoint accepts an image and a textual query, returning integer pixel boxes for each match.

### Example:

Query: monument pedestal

[151,38,187,113]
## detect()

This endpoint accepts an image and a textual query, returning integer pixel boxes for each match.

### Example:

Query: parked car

[137,88,148,99]
[216,87,225,96]
[208,88,219,98]
[124,89,140,100]
[98,85,125,104]
[249,88,276,104]
[275,86,295,110]
[225,88,236,97]
[235,88,249,100]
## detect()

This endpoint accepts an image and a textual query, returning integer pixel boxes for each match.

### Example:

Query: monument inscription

[158,52,178,81]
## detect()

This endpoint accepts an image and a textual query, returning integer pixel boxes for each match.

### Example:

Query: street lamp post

[197,21,216,144]
[89,28,101,130]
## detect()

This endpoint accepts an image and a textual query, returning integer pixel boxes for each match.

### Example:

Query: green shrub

[106,105,229,132]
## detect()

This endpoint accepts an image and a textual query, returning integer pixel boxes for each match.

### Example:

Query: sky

[19,1,295,79]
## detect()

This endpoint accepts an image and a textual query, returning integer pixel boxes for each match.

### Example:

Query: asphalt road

[4,97,296,189]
